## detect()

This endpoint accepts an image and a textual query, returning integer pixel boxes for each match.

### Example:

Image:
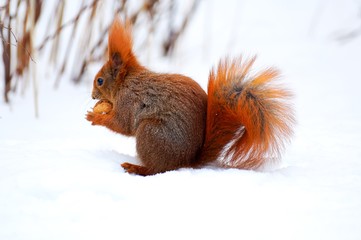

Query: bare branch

[336,26,361,44]
[36,0,98,51]
[163,0,200,56]
[0,24,36,63]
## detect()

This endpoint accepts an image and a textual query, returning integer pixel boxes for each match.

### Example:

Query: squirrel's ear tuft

[111,52,122,69]
[108,18,133,66]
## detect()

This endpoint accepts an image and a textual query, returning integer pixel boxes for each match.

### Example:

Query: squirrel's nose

[91,91,99,100]
[91,88,102,100]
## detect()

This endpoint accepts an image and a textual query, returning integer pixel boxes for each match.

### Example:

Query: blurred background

[1,0,361,122]
[0,0,202,116]
[1,2,361,239]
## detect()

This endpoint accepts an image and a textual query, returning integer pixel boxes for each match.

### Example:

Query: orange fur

[87,19,295,175]
[200,57,295,169]
[108,18,139,69]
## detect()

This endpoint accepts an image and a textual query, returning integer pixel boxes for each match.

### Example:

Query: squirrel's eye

[97,78,104,86]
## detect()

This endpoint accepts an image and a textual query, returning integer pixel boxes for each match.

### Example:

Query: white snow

[1,0,361,239]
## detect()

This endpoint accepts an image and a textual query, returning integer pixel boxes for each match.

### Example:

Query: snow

[1,0,361,239]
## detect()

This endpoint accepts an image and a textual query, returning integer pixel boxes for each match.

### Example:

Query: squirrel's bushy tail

[200,57,295,169]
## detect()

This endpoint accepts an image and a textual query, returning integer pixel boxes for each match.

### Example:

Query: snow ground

[1,0,361,239]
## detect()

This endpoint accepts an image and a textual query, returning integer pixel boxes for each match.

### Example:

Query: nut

[93,100,112,114]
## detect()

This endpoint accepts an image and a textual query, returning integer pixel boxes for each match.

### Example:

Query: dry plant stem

[163,0,200,56]
[37,0,98,51]
[0,24,34,63]
[1,0,201,104]
[72,6,122,83]
[0,0,37,102]
[32,61,39,118]
[49,0,65,65]
[0,2,12,103]
[336,26,361,43]
[55,2,80,88]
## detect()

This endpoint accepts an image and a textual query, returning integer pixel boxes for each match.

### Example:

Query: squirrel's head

[91,18,141,103]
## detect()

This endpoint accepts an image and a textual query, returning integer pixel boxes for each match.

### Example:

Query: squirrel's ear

[111,52,122,69]
[108,18,133,66]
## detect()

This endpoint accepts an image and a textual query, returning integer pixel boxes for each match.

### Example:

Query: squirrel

[86,18,295,176]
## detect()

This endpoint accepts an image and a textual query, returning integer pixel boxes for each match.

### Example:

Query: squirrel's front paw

[86,111,98,125]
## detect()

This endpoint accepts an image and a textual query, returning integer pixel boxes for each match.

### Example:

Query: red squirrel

[86,18,295,176]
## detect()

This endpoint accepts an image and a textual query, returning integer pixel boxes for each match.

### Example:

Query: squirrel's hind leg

[121,162,152,176]
[134,118,198,175]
